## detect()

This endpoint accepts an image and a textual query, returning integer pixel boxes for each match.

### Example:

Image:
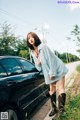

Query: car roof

[0,55,33,64]
[0,56,28,61]
[0,55,20,59]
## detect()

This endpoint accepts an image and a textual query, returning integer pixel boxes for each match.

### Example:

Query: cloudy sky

[0,0,80,57]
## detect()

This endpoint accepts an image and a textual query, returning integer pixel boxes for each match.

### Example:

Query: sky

[0,0,80,57]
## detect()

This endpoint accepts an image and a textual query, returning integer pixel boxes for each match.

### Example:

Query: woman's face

[28,35,35,46]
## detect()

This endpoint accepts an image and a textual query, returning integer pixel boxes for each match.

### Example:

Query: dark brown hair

[27,32,41,50]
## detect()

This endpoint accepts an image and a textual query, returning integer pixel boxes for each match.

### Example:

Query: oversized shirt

[31,43,68,84]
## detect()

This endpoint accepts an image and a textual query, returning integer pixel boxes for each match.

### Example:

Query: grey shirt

[31,43,68,84]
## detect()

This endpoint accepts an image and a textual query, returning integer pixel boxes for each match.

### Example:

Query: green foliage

[0,22,30,60]
[67,25,80,56]
[19,50,30,59]
[68,25,80,56]
[0,22,18,55]
[72,25,80,36]
[16,39,30,59]
[58,95,80,120]
[54,51,80,63]
[71,25,80,47]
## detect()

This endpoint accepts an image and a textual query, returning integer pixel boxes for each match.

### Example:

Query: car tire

[1,105,20,120]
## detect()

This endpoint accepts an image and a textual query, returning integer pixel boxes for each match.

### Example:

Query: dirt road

[30,61,80,120]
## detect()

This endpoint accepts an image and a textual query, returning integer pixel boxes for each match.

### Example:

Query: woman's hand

[50,76,54,80]
[37,57,41,65]
[34,49,38,58]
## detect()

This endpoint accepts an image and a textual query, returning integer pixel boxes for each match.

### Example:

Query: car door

[17,58,48,113]
[0,57,48,115]
[0,58,25,102]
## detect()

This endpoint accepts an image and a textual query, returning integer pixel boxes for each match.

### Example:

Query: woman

[26,32,68,117]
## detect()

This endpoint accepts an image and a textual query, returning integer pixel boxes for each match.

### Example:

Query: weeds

[58,94,80,120]
[58,69,80,120]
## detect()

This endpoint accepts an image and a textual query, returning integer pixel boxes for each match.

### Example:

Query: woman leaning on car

[26,32,68,117]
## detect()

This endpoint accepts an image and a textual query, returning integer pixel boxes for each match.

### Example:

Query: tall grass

[59,95,80,120]
[58,66,80,120]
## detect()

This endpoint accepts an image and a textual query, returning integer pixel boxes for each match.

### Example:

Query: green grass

[59,95,80,120]
[59,65,80,120]
[76,65,80,72]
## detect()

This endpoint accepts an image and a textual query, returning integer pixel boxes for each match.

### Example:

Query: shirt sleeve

[31,52,42,71]
[42,45,57,77]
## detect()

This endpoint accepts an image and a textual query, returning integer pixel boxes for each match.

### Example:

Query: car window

[19,59,36,72]
[0,58,22,76]
[0,64,7,78]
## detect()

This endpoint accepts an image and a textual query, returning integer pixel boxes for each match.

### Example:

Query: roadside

[29,61,80,120]
[57,72,80,120]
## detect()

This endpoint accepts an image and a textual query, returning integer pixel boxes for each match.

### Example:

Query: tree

[17,39,30,59]
[0,22,18,55]
[70,25,80,56]
[55,51,80,63]
[0,22,30,59]
[71,25,80,45]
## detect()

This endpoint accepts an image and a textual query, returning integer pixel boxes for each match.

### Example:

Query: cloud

[68,0,80,11]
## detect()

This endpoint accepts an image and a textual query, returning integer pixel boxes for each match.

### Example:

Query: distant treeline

[54,51,80,63]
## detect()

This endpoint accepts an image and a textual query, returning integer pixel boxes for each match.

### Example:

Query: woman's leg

[49,82,56,95]
[56,76,65,95]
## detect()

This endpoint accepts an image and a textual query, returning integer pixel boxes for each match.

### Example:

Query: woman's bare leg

[56,76,65,96]
[49,82,56,95]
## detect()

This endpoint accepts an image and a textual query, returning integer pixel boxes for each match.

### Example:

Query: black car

[0,56,48,120]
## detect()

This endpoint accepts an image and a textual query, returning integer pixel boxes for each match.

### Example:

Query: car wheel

[1,106,20,120]
[6,109,18,120]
